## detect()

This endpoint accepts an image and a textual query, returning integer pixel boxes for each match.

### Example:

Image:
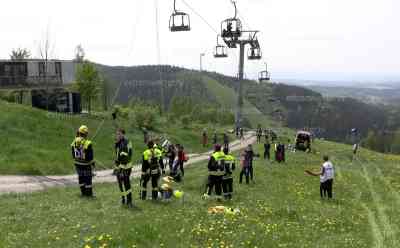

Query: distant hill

[97,64,400,148]
[306,85,400,106]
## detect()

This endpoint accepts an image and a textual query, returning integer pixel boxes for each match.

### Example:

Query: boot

[152,190,158,200]
[80,186,85,196]
[121,196,126,205]
[141,191,147,200]
[127,193,132,205]
[86,187,94,197]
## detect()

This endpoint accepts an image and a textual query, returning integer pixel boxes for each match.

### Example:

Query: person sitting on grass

[305,155,335,199]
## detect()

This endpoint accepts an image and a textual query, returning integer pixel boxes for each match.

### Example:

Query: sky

[0,0,399,82]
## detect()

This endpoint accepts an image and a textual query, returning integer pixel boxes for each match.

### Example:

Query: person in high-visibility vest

[114,128,133,207]
[141,141,162,200]
[222,147,235,199]
[206,144,225,200]
[154,140,166,175]
[71,125,95,197]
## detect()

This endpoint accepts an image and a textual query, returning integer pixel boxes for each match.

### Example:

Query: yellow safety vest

[209,151,225,176]
[71,137,94,166]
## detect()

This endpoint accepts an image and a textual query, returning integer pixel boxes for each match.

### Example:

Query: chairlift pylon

[221,1,242,39]
[259,62,271,82]
[214,35,228,58]
[169,0,191,32]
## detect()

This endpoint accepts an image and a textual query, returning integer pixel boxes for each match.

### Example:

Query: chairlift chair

[169,0,191,32]
[259,71,271,82]
[221,18,242,39]
[259,62,270,82]
[214,35,228,58]
[214,45,228,58]
[248,47,262,60]
[221,1,242,39]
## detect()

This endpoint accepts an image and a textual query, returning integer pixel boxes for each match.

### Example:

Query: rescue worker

[141,141,162,200]
[114,128,133,207]
[71,125,95,197]
[206,144,225,200]
[222,147,235,199]
[154,140,166,175]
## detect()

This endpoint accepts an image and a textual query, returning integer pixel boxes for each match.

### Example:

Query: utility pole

[200,53,205,72]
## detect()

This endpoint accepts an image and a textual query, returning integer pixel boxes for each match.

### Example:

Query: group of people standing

[71,125,187,208]
[202,129,231,150]
[71,124,335,210]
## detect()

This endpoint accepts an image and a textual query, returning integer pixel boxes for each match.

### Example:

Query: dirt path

[0,133,256,195]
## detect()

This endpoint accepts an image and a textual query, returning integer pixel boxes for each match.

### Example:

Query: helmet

[214,144,222,151]
[79,125,89,134]
[173,190,184,199]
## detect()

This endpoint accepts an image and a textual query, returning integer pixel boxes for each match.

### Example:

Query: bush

[130,104,158,130]
[181,115,192,129]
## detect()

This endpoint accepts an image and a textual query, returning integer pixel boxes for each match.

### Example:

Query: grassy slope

[0,101,228,175]
[1,140,399,247]
[202,75,274,128]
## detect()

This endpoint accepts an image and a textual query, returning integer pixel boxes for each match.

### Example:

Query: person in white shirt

[305,155,334,199]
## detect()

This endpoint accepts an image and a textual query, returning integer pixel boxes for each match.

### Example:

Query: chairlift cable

[181,0,219,34]
[155,0,165,113]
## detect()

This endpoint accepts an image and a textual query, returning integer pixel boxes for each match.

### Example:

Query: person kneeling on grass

[305,155,335,199]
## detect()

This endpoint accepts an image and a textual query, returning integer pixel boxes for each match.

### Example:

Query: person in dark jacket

[166,144,176,172]
[71,125,95,197]
[264,139,271,160]
[206,144,225,200]
[177,144,187,177]
[223,132,230,152]
[114,128,134,207]
[275,142,285,163]
[239,145,259,183]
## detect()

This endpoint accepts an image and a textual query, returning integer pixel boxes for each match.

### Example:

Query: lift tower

[220,1,261,129]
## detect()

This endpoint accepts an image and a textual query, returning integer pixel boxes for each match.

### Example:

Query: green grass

[1,140,400,247]
[0,100,230,175]
[202,75,275,128]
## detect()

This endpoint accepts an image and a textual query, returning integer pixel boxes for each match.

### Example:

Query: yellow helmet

[79,125,89,134]
[173,190,184,199]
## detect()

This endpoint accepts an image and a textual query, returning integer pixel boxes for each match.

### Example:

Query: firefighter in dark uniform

[141,141,162,200]
[222,147,235,200]
[114,128,133,207]
[206,144,225,200]
[154,141,166,175]
[71,125,95,197]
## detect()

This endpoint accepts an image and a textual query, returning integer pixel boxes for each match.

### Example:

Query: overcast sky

[1,0,399,82]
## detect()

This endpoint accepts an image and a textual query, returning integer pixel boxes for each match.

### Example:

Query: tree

[10,48,31,60]
[38,29,56,110]
[73,62,102,113]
